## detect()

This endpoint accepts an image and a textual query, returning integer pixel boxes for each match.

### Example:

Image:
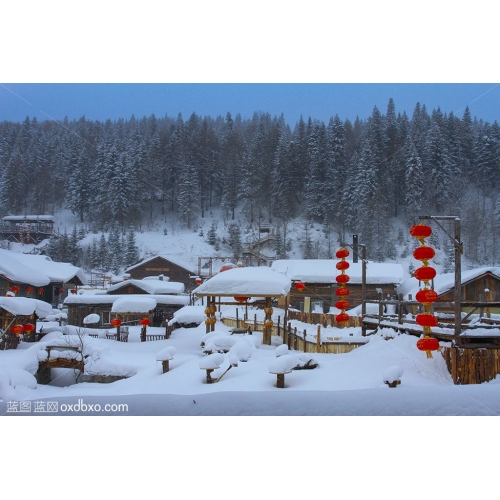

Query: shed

[1,215,55,244]
[64,293,190,327]
[271,259,405,313]
[397,266,500,314]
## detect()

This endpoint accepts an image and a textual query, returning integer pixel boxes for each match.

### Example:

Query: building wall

[128,257,194,288]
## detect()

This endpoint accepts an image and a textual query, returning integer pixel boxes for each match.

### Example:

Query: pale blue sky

[1,83,499,126]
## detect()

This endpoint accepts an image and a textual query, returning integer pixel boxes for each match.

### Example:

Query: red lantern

[38,287,45,295]
[417,337,440,352]
[335,287,350,297]
[11,286,20,294]
[336,261,350,271]
[336,312,350,323]
[336,274,350,284]
[416,313,438,327]
[71,289,77,294]
[295,282,305,291]
[23,323,35,332]
[110,318,122,327]
[414,267,436,281]
[195,277,202,285]
[410,224,432,238]
[10,325,24,335]
[416,289,439,304]
[139,318,151,326]
[220,264,236,272]
[336,248,350,259]
[413,246,436,261]
[335,300,350,310]
[25,286,34,293]
[234,296,249,303]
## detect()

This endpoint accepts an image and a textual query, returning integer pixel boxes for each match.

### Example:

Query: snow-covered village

[4,4,500,497]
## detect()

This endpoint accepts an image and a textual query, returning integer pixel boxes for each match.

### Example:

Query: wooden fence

[441,346,500,385]
[222,316,366,354]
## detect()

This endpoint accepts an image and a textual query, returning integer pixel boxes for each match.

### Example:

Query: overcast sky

[1,83,499,125]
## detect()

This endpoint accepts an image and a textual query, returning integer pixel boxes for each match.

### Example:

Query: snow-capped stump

[383,365,404,388]
[156,346,177,373]
[229,337,253,362]
[199,353,226,383]
[275,344,289,357]
[268,355,297,388]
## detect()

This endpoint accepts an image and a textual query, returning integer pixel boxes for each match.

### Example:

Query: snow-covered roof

[0,296,53,318]
[193,266,292,297]
[397,266,500,299]
[271,259,405,285]
[2,215,55,222]
[64,294,189,306]
[126,254,197,273]
[111,296,157,314]
[0,249,87,285]
[107,279,184,295]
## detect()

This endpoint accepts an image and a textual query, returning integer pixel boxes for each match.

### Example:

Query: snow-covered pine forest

[1,98,499,270]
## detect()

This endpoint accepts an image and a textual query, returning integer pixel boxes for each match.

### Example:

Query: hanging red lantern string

[295,281,305,292]
[11,285,20,294]
[411,223,440,358]
[335,248,350,325]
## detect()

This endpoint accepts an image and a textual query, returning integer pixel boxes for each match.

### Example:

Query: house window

[101,311,111,325]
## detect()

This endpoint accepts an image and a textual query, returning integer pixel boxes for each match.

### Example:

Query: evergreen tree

[124,227,139,269]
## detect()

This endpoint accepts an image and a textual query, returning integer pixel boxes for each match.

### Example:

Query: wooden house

[64,292,190,328]
[397,266,500,315]
[0,248,87,305]
[1,215,55,244]
[126,255,197,290]
[271,259,405,313]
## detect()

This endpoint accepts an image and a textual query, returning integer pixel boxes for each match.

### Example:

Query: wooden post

[162,360,170,373]
[316,324,321,353]
[276,373,285,388]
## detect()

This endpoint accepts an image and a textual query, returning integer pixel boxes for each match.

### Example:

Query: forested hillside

[1,98,499,266]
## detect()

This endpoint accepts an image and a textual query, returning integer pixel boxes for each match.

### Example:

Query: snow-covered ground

[2,310,499,416]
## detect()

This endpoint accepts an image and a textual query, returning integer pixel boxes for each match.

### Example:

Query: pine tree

[124,227,139,269]
[108,225,123,274]
[207,221,217,246]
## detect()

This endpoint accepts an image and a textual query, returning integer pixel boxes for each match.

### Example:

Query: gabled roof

[396,266,500,299]
[271,259,405,285]
[126,254,197,274]
[107,279,184,295]
[0,249,87,285]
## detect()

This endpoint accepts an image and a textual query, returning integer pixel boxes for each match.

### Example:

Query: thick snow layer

[0,248,87,285]
[83,313,100,324]
[168,305,206,326]
[64,293,189,306]
[111,296,157,313]
[0,297,53,318]
[271,259,405,285]
[193,266,292,297]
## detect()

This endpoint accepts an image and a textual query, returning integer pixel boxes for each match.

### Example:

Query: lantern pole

[419,216,463,345]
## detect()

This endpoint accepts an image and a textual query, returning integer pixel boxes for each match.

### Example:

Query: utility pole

[419,216,463,344]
